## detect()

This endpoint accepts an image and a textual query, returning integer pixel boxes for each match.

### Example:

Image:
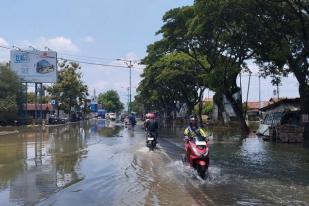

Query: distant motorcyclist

[129,112,136,127]
[184,115,208,141]
[144,112,159,142]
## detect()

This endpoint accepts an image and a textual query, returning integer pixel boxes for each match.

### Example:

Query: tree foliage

[27,92,50,104]
[0,64,22,112]
[138,0,308,135]
[46,62,88,114]
[244,0,309,138]
[97,90,124,113]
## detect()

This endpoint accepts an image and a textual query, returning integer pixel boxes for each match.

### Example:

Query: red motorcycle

[183,135,209,179]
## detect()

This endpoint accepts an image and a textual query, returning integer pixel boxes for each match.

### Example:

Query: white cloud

[0,36,10,62]
[0,37,9,47]
[21,36,79,53]
[84,36,95,43]
[81,53,143,105]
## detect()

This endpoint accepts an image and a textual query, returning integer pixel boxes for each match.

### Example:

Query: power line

[0,44,144,69]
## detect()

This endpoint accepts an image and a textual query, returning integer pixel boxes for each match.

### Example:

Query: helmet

[189,115,198,126]
[146,113,156,119]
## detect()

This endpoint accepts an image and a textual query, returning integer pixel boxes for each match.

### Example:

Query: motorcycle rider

[144,112,159,143]
[129,112,136,127]
[184,115,208,141]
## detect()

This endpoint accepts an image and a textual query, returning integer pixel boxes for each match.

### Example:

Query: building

[257,98,303,143]
[22,103,55,119]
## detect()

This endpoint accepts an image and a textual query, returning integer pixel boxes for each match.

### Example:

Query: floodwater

[0,120,309,206]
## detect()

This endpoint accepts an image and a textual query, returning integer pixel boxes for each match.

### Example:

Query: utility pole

[258,73,261,109]
[117,59,134,113]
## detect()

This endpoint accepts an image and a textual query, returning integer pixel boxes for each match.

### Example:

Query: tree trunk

[224,91,250,134]
[198,89,205,125]
[198,100,203,125]
[299,83,309,142]
[213,93,224,123]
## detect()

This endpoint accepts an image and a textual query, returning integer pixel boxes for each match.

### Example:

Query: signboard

[10,50,57,83]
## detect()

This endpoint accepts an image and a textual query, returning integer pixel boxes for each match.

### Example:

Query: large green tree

[242,0,309,139]
[0,64,22,112]
[139,51,209,122]
[46,61,88,115]
[140,1,253,132]
[97,90,124,113]
[0,64,22,124]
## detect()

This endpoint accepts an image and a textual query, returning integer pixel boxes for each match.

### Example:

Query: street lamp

[116,59,134,113]
[121,86,130,111]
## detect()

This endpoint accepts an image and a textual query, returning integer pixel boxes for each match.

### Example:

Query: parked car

[108,113,116,121]
[48,115,61,125]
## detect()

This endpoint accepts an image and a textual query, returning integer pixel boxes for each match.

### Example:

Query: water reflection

[0,120,123,205]
[240,134,267,164]
[1,122,309,205]
[90,119,122,137]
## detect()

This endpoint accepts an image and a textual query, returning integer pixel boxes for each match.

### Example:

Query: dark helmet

[189,115,198,126]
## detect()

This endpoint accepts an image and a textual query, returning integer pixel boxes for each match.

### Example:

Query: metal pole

[277,83,279,99]
[40,83,43,125]
[25,83,28,118]
[35,83,37,123]
[127,87,130,112]
[245,72,251,118]
[129,61,132,113]
[258,74,261,109]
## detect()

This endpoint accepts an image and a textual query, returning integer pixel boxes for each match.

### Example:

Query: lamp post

[116,59,134,113]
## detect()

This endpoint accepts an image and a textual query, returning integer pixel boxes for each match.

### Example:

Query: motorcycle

[183,135,209,179]
[146,132,156,151]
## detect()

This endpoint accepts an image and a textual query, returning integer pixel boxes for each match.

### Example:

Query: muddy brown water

[0,119,309,206]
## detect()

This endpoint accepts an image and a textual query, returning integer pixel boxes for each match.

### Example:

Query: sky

[0,0,299,107]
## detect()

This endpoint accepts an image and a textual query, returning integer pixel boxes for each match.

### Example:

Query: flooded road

[0,120,309,205]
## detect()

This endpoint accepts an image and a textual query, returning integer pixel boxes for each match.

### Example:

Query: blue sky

[0,0,299,106]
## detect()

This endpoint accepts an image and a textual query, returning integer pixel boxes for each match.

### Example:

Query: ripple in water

[167,160,236,186]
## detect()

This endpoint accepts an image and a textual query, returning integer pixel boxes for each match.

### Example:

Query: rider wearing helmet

[144,112,159,142]
[184,115,207,141]
[129,112,136,127]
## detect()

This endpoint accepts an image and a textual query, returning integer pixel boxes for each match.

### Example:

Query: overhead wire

[0,44,143,70]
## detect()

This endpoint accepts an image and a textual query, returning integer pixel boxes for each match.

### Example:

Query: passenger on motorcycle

[144,113,159,142]
[184,115,208,141]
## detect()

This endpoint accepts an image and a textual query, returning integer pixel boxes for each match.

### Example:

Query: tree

[0,64,22,112]
[130,95,145,116]
[27,92,50,104]
[139,51,209,122]
[46,61,88,115]
[140,1,253,132]
[0,63,22,124]
[97,90,124,113]
[243,0,309,140]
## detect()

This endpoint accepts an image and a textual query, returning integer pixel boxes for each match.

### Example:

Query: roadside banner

[10,50,57,83]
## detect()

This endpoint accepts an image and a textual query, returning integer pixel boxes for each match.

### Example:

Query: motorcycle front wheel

[197,165,207,179]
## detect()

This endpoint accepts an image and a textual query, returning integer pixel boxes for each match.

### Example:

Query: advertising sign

[10,50,57,83]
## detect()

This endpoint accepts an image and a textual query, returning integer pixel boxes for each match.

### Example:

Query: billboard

[10,50,57,83]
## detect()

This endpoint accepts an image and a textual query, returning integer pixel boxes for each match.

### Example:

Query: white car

[108,113,116,121]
